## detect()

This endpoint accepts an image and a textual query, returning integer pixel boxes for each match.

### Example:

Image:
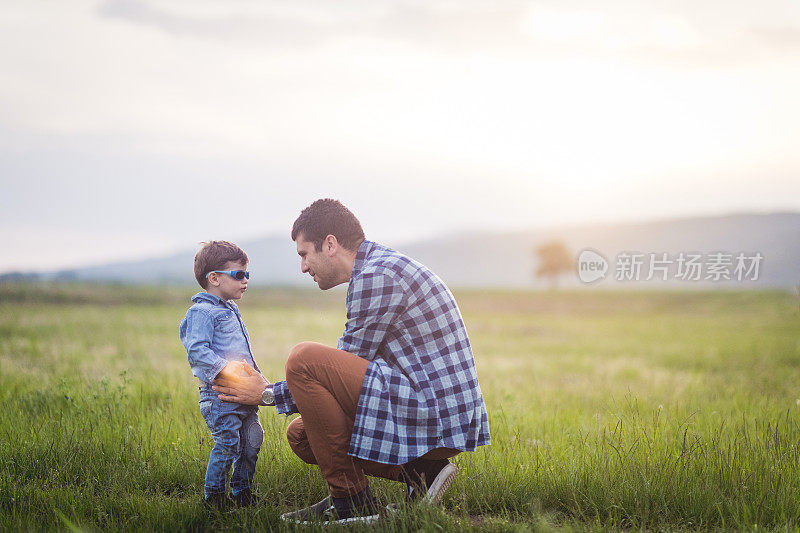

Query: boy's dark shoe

[400,458,459,504]
[233,488,263,508]
[203,492,234,511]
[280,487,381,525]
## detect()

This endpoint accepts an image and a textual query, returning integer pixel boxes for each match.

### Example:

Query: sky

[1,0,800,272]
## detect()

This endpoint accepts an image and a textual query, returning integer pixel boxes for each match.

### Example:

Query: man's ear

[324,234,339,257]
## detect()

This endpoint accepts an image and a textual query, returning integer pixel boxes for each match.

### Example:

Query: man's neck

[339,239,364,284]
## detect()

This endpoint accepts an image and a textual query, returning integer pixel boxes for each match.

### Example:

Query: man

[213,199,490,524]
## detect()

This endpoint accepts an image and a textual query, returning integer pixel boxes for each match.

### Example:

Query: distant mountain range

[7,212,800,288]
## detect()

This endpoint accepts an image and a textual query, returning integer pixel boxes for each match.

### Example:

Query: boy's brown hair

[194,241,249,289]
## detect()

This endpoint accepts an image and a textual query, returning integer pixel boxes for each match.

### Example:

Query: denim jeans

[199,389,262,498]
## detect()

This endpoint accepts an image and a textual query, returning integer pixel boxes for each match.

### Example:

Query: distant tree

[534,240,573,289]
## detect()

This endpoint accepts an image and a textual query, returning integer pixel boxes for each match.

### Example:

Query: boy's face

[207,260,249,300]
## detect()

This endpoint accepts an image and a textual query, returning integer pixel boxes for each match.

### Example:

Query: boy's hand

[213,360,269,405]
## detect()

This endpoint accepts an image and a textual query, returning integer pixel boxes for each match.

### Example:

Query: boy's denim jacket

[179,292,260,385]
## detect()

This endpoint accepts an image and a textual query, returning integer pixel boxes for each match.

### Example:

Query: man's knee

[286,417,305,447]
[285,341,319,379]
[286,417,316,465]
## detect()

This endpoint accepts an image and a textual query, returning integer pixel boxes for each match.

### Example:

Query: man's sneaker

[330,488,382,525]
[232,488,263,508]
[402,458,459,505]
[281,488,381,525]
[203,492,234,511]
[280,496,332,523]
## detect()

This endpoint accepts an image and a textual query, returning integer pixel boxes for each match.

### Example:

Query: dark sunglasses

[206,270,250,280]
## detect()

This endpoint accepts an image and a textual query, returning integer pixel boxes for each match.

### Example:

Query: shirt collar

[191,292,230,307]
[351,239,375,279]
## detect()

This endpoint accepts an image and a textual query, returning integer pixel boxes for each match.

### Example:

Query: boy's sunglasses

[206,270,250,280]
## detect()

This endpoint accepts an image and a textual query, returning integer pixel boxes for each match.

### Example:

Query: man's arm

[212,361,270,406]
[270,381,298,414]
[338,271,407,360]
[213,272,408,410]
[213,363,298,413]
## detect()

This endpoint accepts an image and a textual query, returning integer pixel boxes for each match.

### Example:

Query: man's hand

[216,360,246,381]
[213,360,270,405]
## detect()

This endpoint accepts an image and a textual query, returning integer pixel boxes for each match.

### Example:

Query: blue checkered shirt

[272,240,490,465]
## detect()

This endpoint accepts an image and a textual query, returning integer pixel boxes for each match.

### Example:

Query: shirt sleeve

[271,380,298,415]
[180,309,229,384]
[338,271,407,361]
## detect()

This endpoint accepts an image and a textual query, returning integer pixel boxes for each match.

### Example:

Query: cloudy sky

[2,0,799,272]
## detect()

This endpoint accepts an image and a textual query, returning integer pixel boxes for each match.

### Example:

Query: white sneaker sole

[387,462,459,512]
[422,463,458,505]
[280,504,380,526]
[288,514,381,526]
[324,514,380,525]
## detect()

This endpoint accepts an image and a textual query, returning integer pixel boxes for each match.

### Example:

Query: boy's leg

[202,401,243,498]
[230,408,263,496]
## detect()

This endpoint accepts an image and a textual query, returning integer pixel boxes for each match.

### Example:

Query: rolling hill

[13,212,800,289]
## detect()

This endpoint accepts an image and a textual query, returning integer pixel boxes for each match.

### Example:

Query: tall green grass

[1,284,799,531]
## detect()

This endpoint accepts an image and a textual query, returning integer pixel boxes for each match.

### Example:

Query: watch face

[262,386,274,404]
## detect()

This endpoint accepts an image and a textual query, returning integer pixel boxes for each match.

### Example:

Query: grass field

[1,283,799,531]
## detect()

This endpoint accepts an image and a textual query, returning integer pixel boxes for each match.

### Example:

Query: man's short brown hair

[194,241,248,289]
[291,198,365,252]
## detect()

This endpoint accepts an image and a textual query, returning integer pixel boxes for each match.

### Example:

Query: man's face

[296,235,338,290]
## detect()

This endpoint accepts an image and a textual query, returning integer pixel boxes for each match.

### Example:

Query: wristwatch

[261,384,275,406]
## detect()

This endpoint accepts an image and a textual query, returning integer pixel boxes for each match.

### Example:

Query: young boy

[179,240,263,509]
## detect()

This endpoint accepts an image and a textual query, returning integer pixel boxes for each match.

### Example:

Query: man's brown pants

[284,342,458,498]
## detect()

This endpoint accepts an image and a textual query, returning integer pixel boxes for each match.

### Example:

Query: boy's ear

[207,272,220,287]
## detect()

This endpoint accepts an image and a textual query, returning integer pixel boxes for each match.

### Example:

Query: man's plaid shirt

[272,240,490,465]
